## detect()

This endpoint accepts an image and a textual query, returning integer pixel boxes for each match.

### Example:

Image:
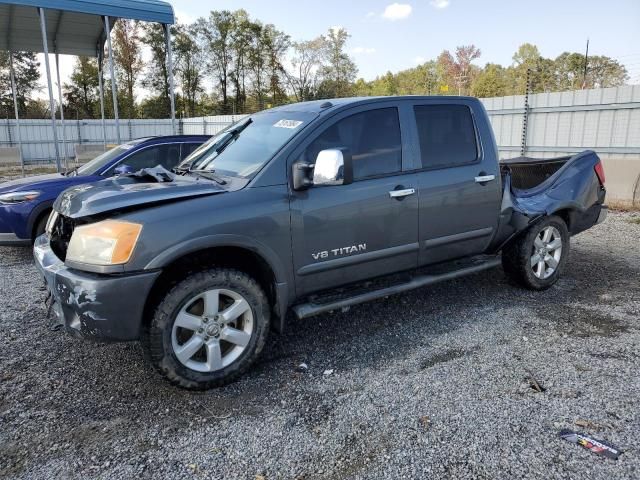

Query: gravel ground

[1,212,639,479]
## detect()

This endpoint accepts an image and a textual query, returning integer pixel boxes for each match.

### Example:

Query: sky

[36,0,640,100]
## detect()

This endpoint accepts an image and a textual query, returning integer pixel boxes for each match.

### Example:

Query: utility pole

[582,38,589,89]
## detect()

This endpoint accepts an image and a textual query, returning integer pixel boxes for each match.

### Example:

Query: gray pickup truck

[34,96,607,389]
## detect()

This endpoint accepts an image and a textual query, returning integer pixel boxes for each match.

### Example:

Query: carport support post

[164,23,176,135]
[104,16,121,144]
[55,53,68,169]
[38,7,62,173]
[97,50,107,150]
[9,52,25,177]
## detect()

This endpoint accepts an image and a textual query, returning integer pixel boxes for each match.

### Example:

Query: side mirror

[292,148,353,191]
[113,164,135,176]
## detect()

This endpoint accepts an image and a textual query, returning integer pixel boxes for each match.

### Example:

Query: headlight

[0,191,41,204]
[66,220,143,266]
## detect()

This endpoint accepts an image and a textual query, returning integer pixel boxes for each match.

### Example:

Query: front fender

[143,234,291,330]
[144,233,288,283]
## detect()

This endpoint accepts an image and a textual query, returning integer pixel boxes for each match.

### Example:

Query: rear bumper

[597,205,608,224]
[571,203,607,235]
[33,235,160,341]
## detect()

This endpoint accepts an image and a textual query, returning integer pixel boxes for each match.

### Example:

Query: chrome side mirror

[291,148,352,190]
[313,149,346,186]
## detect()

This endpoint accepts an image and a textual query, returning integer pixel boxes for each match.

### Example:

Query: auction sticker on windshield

[274,119,303,129]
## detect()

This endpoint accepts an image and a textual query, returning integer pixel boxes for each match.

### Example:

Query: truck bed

[501,155,572,190]
[489,150,606,251]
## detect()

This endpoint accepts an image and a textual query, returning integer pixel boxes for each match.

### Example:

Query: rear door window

[305,107,402,180]
[413,104,479,169]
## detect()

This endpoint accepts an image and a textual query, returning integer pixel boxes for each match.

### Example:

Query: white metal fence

[481,85,640,161]
[0,115,246,163]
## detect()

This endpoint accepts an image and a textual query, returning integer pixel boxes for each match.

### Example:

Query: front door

[290,104,419,296]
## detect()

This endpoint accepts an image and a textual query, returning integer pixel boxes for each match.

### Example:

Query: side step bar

[293,257,502,320]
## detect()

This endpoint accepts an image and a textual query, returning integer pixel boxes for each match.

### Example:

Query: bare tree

[285,37,325,102]
[113,19,143,118]
[197,10,234,111]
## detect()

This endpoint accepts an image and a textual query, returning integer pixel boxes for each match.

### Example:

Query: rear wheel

[143,268,270,389]
[502,215,569,290]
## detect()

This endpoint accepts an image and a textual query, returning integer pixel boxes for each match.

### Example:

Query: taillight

[594,161,605,186]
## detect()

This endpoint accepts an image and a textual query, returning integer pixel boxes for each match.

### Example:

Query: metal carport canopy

[0,0,175,56]
[0,0,177,174]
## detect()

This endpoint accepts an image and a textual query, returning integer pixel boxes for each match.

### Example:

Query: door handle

[475,175,496,183]
[389,188,416,198]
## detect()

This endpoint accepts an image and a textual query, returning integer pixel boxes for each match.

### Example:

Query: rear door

[289,103,419,296]
[409,100,502,265]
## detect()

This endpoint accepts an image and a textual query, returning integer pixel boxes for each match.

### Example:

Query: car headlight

[0,191,41,204]
[66,220,143,266]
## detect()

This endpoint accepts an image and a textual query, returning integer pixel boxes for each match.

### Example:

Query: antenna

[582,38,589,89]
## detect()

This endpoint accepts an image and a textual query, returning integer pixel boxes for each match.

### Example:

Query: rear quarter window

[414,104,479,169]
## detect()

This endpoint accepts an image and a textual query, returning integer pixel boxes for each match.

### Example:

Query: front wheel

[143,268,270,390]
[502,215,570,290]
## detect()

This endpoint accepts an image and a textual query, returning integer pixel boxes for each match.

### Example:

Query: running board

[293,257,502,320]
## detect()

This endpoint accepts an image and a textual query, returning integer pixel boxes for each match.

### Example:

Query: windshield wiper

[189,169,228,185]
[64,165,79,176]
[215,118,253,155]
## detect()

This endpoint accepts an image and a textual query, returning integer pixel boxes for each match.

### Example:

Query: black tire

[33,212,49,242]
[502,215,570,290]
[143,268,270,390]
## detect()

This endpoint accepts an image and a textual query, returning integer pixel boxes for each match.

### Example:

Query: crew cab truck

[34,97,607,390]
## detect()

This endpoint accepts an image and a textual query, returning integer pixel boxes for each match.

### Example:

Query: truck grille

[49,213,77,261]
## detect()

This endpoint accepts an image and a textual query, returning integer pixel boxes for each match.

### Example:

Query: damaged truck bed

[32,96,607,389]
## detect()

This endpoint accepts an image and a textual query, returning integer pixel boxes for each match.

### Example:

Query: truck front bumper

[33,235,160,341]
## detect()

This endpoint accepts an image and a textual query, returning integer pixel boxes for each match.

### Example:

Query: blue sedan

[0,135,209,246]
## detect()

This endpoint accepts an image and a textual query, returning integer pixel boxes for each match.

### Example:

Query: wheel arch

[28,201,54,240]
[142,236,290,333]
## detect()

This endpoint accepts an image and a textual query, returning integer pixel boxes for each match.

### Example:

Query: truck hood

[54,175,225,219]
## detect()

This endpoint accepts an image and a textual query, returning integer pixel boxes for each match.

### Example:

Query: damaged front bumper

[33,235,160,341]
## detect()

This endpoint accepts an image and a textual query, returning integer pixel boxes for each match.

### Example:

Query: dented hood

[54,175,225,218]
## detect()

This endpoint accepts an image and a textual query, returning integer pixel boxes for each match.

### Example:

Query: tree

[471,63,508,97]
[285,37,325,101]
[228,10,253,113]
[140,23,173,117]
[113,19,143,118]
[174,23,205,117]
[63,56,99,118]
[197,10,235,111]
[262,25,290,106]
[0,51,40,118]
[587,55,628,88]
[508,43,555,94]
[317,27,358,98]
[437,45,481,95]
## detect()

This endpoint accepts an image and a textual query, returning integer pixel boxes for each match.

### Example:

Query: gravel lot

[1,212,639,479]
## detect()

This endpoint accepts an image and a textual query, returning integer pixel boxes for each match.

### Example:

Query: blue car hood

[0,173,65,193]
[55,174,225,219]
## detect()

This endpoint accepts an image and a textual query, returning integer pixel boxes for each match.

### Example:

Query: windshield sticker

[120,144,134,150]
[274,119,303,129]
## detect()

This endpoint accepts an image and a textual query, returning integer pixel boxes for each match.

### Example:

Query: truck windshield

[184,111,316,179]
